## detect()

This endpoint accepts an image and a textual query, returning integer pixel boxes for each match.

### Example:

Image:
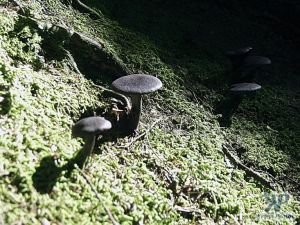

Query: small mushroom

[225,46,253,68]
[112,74,162,134]
[230,82,262,93]
[72,117,112,166]
[218,82,261,127]
[230,55,271,83]
[229,82,261,115]
[240,55,271,74]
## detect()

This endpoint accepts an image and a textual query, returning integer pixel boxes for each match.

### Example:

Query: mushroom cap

[112,74,162,94]
[72,117,112,138]
[230,83,261,92]
[242,55,271,67]
[225,46,253,57]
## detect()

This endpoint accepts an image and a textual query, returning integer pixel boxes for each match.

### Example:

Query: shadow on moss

[32,156,62,194]
[32,150,91,194]
[32,137,117,193]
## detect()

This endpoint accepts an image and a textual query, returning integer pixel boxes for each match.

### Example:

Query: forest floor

[0,0,300,224]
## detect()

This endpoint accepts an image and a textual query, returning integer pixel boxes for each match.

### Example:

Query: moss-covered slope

[0,1,299,224]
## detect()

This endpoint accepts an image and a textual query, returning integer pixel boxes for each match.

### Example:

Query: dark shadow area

[0,88,12,115]
[32,149,94,193]
[41,29,125,85]
[12,11,125,85]
[32,140,105,193]
[68,32,126,82]
[32,155,62,194]
[32,128,132,194]
[74,0,300,74]
[74,104,135,137]
[71,0,227,80]
[216,94,243,127]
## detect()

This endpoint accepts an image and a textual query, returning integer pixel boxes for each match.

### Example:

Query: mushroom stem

[126,94,142,133]
[81,135,96,168]
[85,135,96,155]
[218,94,243,127]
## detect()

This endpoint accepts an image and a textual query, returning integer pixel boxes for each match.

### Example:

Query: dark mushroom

[231,55,271,83]
[218,83,261,127]
[112,74,162,134]
[229,82,261,120]
[240,55,271,75]
[225,46,253,68]
[72,116,112,166]
[230,82,262,93]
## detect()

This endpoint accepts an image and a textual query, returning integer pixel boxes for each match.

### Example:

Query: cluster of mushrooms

[216,46,271,126]
[72,47,271,158]
[72,74,163,159]
[226,46,271,94]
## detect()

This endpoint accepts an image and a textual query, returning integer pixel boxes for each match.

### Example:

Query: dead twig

[77,168,120,225]
[222,143,276,190]
[117,117,163,149]
[174,205,202,218]
[64,49,81,74]
[74,0,104,19]
[225,211,241,225]
[91,83,132,114]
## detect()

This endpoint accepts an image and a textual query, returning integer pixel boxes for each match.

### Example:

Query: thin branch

[225,212,241,225]
[74,0,104,19]
[222,143,277,190]
[77,168,120,225]
[117,117,163,149]
[91,83,132,113]
[174,205,202,218]
[64,49,82,74]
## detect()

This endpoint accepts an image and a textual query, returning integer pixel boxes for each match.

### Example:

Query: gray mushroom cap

[230,83,261,92]
[112,74,162,94]
[242,55,271,67]
[72,117,112,138]
[225,46,253,57]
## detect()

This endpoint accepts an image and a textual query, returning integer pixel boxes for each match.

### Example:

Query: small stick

[117,117,162,149]
[74,0,104,19]
[77,168,120,225]
[174,205,201,217]
[225,212,241,225]
[91,83,132,113]
[222,143,276,190]
[64,49,82,75]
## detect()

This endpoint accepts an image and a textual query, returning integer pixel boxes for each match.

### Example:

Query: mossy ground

[0,0,300,224]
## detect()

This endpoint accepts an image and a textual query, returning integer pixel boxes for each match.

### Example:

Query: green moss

[0,1,300,224]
